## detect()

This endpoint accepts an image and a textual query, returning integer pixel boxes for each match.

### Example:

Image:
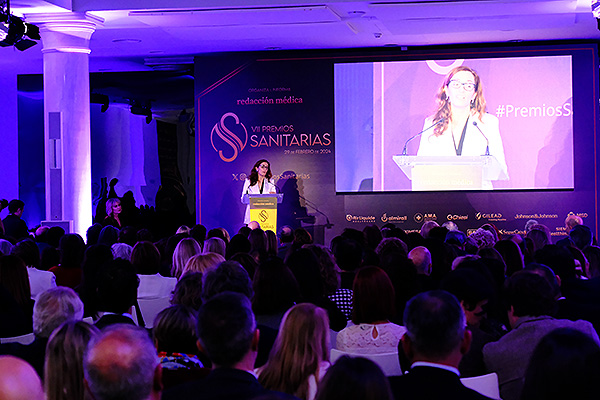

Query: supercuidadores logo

[211,112,248,162]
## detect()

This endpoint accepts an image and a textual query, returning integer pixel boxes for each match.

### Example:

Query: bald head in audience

[565,214,583,231]
[408,246,432,276]
[84,325,162,400]
[0,356,44,400]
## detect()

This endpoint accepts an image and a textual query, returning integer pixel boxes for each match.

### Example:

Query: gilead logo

[211,112,248,162]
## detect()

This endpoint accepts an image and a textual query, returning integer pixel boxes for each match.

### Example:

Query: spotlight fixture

[130,100,153,124]
[0,0,40,51]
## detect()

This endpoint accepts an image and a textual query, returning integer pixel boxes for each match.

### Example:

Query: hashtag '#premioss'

[495,105,505,117]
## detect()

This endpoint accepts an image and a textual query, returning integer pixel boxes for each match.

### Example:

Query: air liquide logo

[211,112,248,162]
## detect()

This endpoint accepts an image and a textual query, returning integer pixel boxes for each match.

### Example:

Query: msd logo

[211,112,248,162]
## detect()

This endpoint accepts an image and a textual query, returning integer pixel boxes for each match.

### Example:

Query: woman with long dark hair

[241,159,277,225]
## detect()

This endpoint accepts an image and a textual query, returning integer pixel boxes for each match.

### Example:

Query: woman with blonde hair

[103,198,122,228]
[172,238,201,279]
[44,320,99,400]
[258,303,330,400]
[183,252,225,276]
[202,237,226,258]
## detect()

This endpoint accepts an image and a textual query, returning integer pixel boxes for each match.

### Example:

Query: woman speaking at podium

[417,66,508,187]
[241,159,277,225]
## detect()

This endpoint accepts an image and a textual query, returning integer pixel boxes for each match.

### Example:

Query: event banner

[195,45,598,243]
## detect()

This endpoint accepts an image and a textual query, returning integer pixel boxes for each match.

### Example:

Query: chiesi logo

[211,112,248,162]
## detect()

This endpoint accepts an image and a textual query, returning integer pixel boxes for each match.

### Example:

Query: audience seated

[2,199,30,242]
[172,238,202,279]
[162,292,291,400]
[11,239,56,299]
[226,234,251,259]
[203,237,227,258]
[184,252,225,276]
[170,272,203,311]
[258,303,330,400]
[0,355,45,400]
[483,271,599,400]
[49,233,85,288]
[520,327,600,400]
[153,305,209,389]
[0,255,34,337]
[94,259,139,329]
[111,242,133,260]
[131,241,176,299]
[336,266,406,354]
[76,244,113,319]
[44,320,99,400]
[316,356,393,400]
[0,286,84,378]
[84,325,162,400]
[390,290,492,400]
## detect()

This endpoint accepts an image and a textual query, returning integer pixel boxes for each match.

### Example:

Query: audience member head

[442,221,459,231]
[196,292,257,368]
[11,239,40,268]
[304,244,341,295]
[286,248,325,302]
[228,252,258,279]
[33,287,84,338]
[44,321,99,400]
[86,223,103,246]
[332,238,362,272]
[0,356,44,400]
[130,241,161,275]
[41,246,60,271]
[47,226,66,248]
[293,228,313,247]
[59,233,86,269]
[570,224,593,250]
[247,221,260,231]
[0,254,32,311]
[184,252,225,276]
[420,220,439,238]
[153,305,198,355]
[525,263,561,300]
[469,228,496,249]
[105,198,121,218]
[494,239,525,276]
[249,228,268,254]
[352,266,396,325]
[176,225,191,236]
[278,226,294,244]
[402,290,469,364]
[258,303,330,400]
[84,325,161,400]
[117,227,138,247]
[521,328,600,400]
[265,230,278,257]
[170,272,203,311]
[7,199,25,215]
[583,245,600,279]
[97,225,119,247]
[441,268,492,327]
[226,234,251,259]
[427,226,449,242]
[565,214,583,231]
[111,243,133,261]
[363,224,383,251]
[445,230,467,248]
[96,259,139,314]
[252,257,300,315]
[408,246,432,275]
[0,239,13,256]
[375,237,408,258]
[315,356,393,400]
[201,260,253,302]
[207,228,229,245]
[534,244,577,281]
[504,271,556,326]
[189,224,207,245]
[524,219,539,233]
[527,224,552,252]
[202,237,226,258]
[172,238,201,279]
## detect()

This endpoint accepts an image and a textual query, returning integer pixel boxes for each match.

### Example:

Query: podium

[242,194,283,232]
[392,155,508,191]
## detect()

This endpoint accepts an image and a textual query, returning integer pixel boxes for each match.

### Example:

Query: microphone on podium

[402,118,446,155]
[472,121,490,156]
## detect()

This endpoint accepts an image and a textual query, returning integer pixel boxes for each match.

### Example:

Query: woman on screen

[241,159,277,225]
[417,66,508,187]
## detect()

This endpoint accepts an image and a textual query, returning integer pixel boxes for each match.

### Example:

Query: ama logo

[211,112,248,162]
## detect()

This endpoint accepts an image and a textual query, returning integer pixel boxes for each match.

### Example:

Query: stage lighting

[0,1,40,51]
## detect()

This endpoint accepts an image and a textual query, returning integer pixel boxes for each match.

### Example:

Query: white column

[25,13,103,236]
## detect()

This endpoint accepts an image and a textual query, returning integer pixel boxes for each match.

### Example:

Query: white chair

[0,332,35,345]
[330,348,403,376]
[461,372,501,400]
[135,297,171,328]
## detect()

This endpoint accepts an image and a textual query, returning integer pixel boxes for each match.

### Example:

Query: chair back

[0,332,35,345]
[460,372,501,400]
[330,348,402,376]
[135,297,171,328]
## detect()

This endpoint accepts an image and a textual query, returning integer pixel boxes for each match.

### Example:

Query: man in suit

[389,290,493,400]
[84,325,162,400]
[483,271,599,400]
[2,199,29,241]
[162,291,291,400]
[95,259,139,329]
